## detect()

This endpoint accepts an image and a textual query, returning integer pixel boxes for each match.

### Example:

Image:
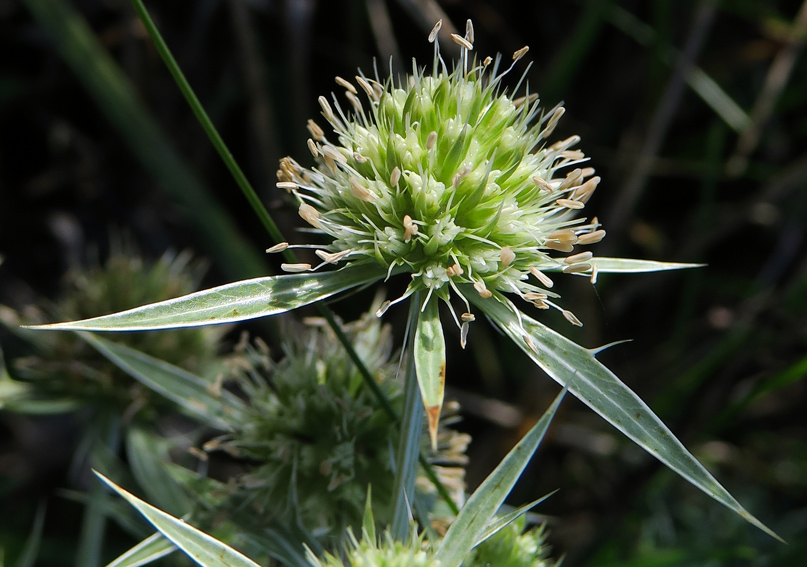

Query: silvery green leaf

[586,257,704,273]
[468,290,781,541]
[126,428,190,517]
[435,391,564,567]
[78,333,245,430]
[27,264,385,331]
[414,297,446,449]
[96,473,264,567]
[473,492,556,547]
[106,533,176,567]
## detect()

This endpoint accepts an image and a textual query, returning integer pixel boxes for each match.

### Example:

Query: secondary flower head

[276,19,604,334]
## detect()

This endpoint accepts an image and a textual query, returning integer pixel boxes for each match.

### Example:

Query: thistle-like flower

[274,19,603,439]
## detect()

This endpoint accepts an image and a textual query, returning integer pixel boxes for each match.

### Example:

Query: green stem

[129,0,458,514]
[391,294,425,541]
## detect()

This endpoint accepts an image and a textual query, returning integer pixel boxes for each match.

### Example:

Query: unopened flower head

[277,19,603,328]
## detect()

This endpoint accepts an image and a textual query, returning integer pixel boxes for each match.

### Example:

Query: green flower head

[276,19,603,335]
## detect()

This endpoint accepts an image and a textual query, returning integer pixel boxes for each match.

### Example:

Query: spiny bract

[275,19,604,337]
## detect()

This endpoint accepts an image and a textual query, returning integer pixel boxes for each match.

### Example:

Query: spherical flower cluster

[275,20,604,334]
[200,307,469,544]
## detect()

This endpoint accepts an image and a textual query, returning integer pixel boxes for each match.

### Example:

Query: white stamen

[513,93,538,108]
[315,249,352,264]
[353,152,368,163]
[281,263,312,273]
[543,106,565,137]
[530,267,554,288]
[562,263,591,273]
[500,246,515,267]
[460,322,470,349]
[318,96,335,121]
[465,19,474,44]
[307,138,318,157]
[533,176,553,192]
[334,76,357,94]
[403,215,418,241]
[426,131,438,150]
[390,166,401,187]
[299,203,321,228]
[451,33,473,51]
[483,56,492,66]
[578,230,606,245]
[428,20,442,43]
[548,229,579,245]
[556,198,585,210]
[306,119,325,141]
[513,46,529,61]
[461,312,475,322]
[349,178,375,202]
[574,176,601,203]
[276,181,298,192]
[559,168,583,191]
[355,75,376,100]
[473,280,492,298]
[545,241,575,252]
[560,150,586,160]
[322,145,347,164]
[265,242,289,253]
[565,251,593,264]
[562,310,583,327]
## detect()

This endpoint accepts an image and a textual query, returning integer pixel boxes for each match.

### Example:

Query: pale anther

[574,176,601,203]
[533,176,553,192]
[562,263,591,274]
[483,56,492,66]
[559,168,583,191]
[500,246,515,267]
[265,242,289,253]
[349,178,375,202]
[316,249,352,264]
[465,19,474,43]
[545,241,575,253]
[334,76,357,94]
[461,312,475,322]
[514,93,538,108]
[403,214,418,241]
[590,264,599,284]
[281,263,312,273]
[460,322,470,349]
[530,267,554,288]
[473,280,492,298]
[355,75,376,99]
[451,33,473,51]
[562,310,583,327]
[556,198,585,210]
[276,181,298,192]
[577,230,606,245]
[307,138,318,157]
[426,130,438,150]
[548,229,578,244]
[428,19,442,43]
[581,167,596,178]
[513,46,529,61]
[560,150,586,160]
[318,96,335,121]
[306,119,325,141]
[353,152,368,163]
[390,166,401,187]
[322,145,347,164]
[565,251,593,264]
[299,203,321,228]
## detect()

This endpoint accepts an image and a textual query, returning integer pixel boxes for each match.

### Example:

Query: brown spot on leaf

[427,405,441,451]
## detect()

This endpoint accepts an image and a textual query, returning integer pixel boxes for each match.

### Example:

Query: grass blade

[435,391,564,567]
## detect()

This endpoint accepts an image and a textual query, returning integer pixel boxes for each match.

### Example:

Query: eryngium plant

[31,18,777,539]
[190,310,468,546]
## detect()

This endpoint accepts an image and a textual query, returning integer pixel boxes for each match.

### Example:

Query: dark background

[2,0,807,565]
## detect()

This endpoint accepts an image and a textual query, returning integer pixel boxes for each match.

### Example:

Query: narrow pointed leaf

[435,391,564,567]
[107,533,176,567]
[467,290,780,541]
[27,264,385,332]
[474,492,556,547]
[414,297,446,449]
[127,427,190,517]
[585,257,704,273]
[95,473,264,567]
[78,333,245,430]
